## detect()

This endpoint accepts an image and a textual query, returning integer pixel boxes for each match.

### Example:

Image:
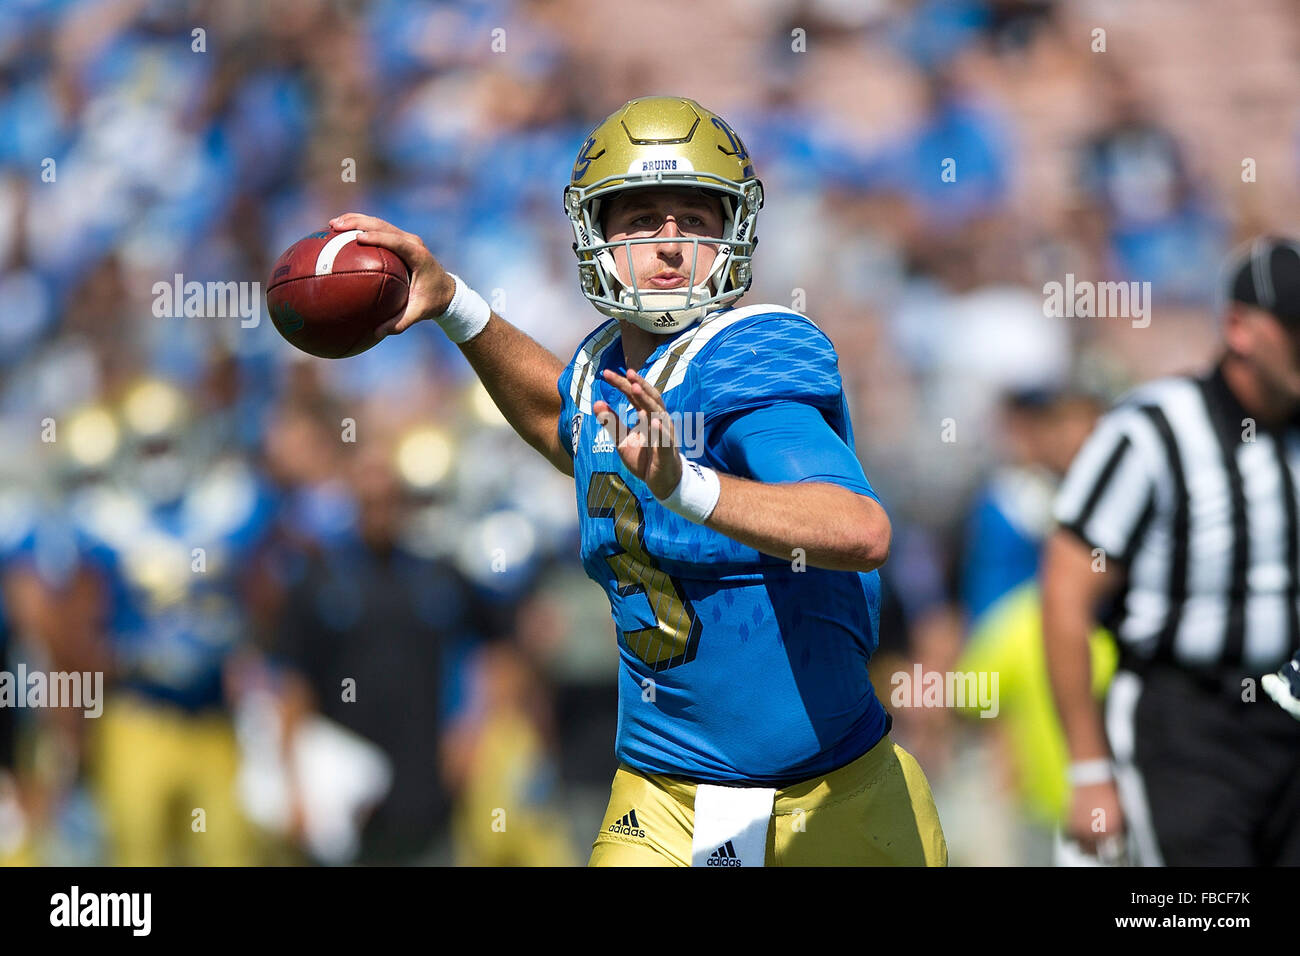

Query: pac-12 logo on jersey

[570,412,582,452]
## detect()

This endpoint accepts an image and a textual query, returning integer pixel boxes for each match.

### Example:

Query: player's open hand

[594,368,682,499]
[329,213,456,337]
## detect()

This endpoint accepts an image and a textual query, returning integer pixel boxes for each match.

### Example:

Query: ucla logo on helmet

[573,136,604,180]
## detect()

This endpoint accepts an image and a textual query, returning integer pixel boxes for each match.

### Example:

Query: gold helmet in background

[564,96,763,333]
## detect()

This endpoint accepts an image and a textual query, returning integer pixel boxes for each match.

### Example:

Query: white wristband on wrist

[1067,758,1114,786]
[437,273,491,343]
[658,453,721,524]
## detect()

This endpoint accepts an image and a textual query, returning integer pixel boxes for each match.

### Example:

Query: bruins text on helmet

[564,96,764,334]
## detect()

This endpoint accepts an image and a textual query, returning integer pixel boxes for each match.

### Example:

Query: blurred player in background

[962,387,1106,620]
[72,380,277,866]
[0,413,119,866]
[331,95,946,867]
[953,384,1117,864]
[445,640,577,867]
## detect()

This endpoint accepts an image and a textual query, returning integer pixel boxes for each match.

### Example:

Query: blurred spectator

[868,66,1014,231]
[1076,67,1225,303]
[270,444,517,865]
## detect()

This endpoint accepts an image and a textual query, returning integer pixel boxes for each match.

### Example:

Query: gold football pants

[91,693,252,866]
[590,733,947,866]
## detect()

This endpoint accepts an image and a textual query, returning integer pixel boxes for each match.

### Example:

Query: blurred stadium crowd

[1,0,1298,865]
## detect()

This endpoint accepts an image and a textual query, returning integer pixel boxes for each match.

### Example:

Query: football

[266,229,409,358]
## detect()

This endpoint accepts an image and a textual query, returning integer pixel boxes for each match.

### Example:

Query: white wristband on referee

[1067,758,1114,786]
[436,273,491,343]
[658,453,721,524]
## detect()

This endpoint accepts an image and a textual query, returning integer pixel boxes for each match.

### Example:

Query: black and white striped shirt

[1054,361,1300,676]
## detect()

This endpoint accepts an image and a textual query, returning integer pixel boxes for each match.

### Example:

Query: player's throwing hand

[594,368,683,500]
[329,213,456,337]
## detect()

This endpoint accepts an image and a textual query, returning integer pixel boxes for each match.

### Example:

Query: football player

[72,380,276,865]
[330,96,946,866]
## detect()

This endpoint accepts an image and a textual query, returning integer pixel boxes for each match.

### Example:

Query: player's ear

[1223,303,1253,357]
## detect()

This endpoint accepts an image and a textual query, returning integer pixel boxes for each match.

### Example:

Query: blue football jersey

[71,460,276,712]
[556,304,889,784]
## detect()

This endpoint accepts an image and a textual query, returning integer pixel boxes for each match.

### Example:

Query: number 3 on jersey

[586,471,701,671]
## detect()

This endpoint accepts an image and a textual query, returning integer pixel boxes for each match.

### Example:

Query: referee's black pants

[1105,664,1300,866]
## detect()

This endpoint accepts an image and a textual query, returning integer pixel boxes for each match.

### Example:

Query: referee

[1044,236,1300,866]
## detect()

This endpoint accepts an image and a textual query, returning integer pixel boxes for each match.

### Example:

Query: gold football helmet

[564,96,763,333]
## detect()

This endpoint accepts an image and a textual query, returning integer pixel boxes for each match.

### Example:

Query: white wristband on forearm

[1067,758,1114,786]
[437,273,491,343]
[659,454,721,524]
